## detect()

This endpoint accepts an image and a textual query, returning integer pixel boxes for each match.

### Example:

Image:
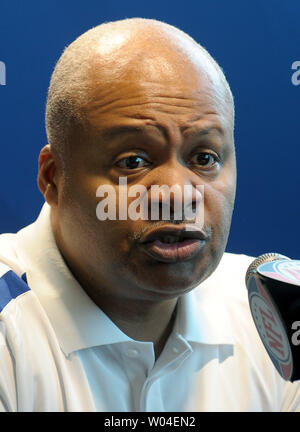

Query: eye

[190,152,219,168]
[115,155,150,170]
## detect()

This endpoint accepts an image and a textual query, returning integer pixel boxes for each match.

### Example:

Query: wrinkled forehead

[84,43,231,124]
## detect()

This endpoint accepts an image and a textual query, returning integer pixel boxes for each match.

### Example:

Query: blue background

[0,0,299,259]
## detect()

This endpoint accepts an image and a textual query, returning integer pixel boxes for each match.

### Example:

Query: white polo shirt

[0,203,299,412]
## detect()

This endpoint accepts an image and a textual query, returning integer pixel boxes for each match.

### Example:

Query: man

[0,17,299,411]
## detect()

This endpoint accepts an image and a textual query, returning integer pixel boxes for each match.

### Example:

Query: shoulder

[0,233,33,411]
[207,252,261,338]
[200,251,254,312]
[0,232,25,276]
[211,251,254,285]
[0,232,30,314]
[208,251,254,300]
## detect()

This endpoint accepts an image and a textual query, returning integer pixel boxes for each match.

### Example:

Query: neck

[92,295,179,359]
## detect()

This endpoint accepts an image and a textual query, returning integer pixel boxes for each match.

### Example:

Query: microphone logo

[258,260,300,286]
[248,277,293,380]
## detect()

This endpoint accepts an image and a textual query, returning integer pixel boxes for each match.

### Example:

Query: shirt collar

[16,203,235,355]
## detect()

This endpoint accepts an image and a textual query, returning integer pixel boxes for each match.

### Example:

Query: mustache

[128,220,211,242]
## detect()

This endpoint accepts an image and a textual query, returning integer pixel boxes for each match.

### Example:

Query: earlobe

[37,144,59,206]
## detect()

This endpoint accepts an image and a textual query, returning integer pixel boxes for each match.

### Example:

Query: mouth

[138,225,208,263]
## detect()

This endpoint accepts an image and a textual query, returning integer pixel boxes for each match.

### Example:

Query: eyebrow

[99,124,224,141]
[100,125,151,140]
[182,125,224,139]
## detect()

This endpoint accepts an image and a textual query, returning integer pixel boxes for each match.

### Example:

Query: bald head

[45,18,234,167]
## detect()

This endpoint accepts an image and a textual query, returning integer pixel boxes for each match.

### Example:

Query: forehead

[86,68,230,134]
[80,34,233,140]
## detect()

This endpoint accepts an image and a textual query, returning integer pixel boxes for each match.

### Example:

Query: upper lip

[139,225,208,244]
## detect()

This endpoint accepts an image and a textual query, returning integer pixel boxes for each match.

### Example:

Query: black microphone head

[246,252,300,382]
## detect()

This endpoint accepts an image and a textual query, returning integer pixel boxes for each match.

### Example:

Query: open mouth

[139,226,207,263]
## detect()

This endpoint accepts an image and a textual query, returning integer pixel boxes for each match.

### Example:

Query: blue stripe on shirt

[0,270,30,312]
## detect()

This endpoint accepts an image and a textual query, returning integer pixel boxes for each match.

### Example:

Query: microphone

[245,253,300,381]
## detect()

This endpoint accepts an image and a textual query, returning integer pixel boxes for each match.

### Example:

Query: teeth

[161,236,180,244]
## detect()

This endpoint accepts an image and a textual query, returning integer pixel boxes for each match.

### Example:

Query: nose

[146,162,204,223]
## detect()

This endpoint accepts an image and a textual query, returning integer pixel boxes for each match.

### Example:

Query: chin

[130,261,209,299]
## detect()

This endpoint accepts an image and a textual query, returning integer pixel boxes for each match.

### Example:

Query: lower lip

[141,239,205,263]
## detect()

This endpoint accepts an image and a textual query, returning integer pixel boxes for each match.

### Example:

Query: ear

[37,144,59,206]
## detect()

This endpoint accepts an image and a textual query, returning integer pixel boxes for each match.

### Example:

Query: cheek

[204,177,236,238]
[60,185,135,262]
